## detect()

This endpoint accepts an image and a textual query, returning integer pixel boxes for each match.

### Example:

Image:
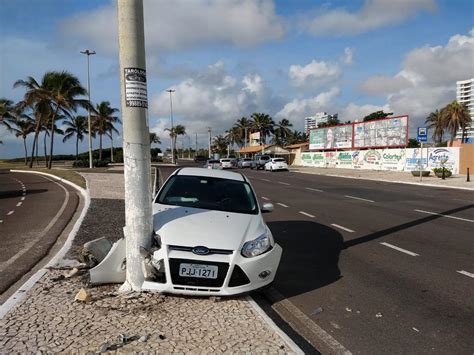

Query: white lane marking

[261,196,270,201]
[414,209,474,223]
[278,181,290,186]
[305,187,323,192]
[0,220,3,223]
[21,197,25,201]
[277,202,289,208]
[261,178,271,182]
[299,211,315,218]
[22,192,26,196]
[457,270,474,278]
[380,242,419,256]
[331,224,355,233]
[7,211,14,216]
[452,198,472,203]
[16,202,22,207]
[345,195,375,203]
[0,175,70,273]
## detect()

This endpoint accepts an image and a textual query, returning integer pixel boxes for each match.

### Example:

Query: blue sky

[1,0,473,158]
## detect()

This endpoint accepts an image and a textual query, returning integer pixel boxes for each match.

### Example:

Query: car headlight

[241,231,273,258]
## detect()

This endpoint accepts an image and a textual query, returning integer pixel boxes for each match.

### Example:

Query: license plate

[179,263,218,279]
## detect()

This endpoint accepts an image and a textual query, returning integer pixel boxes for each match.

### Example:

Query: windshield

[273,158,285,162]
[156,175,258,214]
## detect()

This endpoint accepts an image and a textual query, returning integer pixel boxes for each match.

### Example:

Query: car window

[220,159,231,162]
[273,158,285,162]
[156,175,258,214]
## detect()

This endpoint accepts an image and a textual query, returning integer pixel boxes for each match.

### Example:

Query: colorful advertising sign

[309,124,353,150]
[380,149,406,171]
[353,116,408,149]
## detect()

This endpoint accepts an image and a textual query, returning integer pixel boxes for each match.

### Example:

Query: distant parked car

[220,158,233,169]
[255,155,271,170]
[194,155,207,163]
[264,158,288,172]
[204,159,221,169]
[238,158,256,169]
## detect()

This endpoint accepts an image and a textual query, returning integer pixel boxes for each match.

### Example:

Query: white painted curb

[246,295,304,354]
[0,170,91,319]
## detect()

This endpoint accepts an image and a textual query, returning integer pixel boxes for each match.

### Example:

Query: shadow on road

[0,189,48,199]
[268,220,343,298]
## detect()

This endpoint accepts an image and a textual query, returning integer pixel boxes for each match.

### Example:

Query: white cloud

[304,0,436,36]
[275,87,340,121]
[59,0,285,55]
[342,47,354,65]
[149,62,278,147]
[360,29,474,129]
[289,60,341,88]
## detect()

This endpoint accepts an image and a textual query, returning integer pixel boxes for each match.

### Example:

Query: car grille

[168,245,233,255]
[169,258,229,287]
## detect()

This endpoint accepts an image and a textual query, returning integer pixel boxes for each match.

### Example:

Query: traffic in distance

[196,154,289,171]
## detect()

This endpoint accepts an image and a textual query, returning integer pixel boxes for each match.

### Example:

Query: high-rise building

[455,78,474,141]
[304,112,337,133]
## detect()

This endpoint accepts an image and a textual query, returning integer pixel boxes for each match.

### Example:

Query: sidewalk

[0,172,298,353]
[291,166,474,190]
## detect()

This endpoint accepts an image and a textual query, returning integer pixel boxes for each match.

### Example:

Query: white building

[455,78,474,141]
[304,112,331,133]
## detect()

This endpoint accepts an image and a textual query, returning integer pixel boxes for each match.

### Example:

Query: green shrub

[432,167,451,173]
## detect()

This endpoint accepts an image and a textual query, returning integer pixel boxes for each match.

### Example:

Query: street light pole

[166,89,175,164]
[80,49,96,169]
[208,127,212,159]
[117,0,152,291]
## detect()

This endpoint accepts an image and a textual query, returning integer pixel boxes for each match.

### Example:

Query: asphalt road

[0,171,78,295]
[161,162,474,354]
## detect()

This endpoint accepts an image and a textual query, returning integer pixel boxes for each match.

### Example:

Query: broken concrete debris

[74,288,91,302]
[81,237,113,267]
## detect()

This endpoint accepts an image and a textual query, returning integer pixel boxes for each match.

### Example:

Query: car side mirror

[261,202,274,213]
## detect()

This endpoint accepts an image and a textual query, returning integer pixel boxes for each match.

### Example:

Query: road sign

[417,127,428,142]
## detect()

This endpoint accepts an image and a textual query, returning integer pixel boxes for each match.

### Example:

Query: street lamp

[166,89,175,164]
[208,127,212,159]
[80,49,96,169]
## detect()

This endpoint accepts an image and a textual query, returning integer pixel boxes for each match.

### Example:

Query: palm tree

[165,124,186,161]
[212,135,228,155]
[13,76,52,168]
[43,71,88,168]
[250,113,274,144]
[274,118,293,145]
[225,127,242,155]
[425,109,444,144]
[0,99,15,129]
[149,132,161,145]
[92,101,119,161]
[63,115,89,160]
[440,100,472,144]
[233,117,252,147]
[8,116,35,164]
[286,130,308,145]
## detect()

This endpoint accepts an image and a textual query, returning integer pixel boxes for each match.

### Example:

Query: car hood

[152,204,265,251]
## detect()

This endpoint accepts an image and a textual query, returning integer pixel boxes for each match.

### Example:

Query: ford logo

[192,246,210,255]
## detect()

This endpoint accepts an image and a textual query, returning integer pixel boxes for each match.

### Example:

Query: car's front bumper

[142,243,282,296]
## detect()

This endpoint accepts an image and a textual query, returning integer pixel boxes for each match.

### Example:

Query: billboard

[309,124,353,150]
[353,116,408,149]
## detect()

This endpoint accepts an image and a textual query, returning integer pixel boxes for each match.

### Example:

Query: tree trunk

[75,135,79,160]
[43,131,48,167]
[28,119,41,168]
[99,133,103,160]
[23,138,27,165]
[35,137,39,166]
[47,105,61,169]
[110,131,114,163]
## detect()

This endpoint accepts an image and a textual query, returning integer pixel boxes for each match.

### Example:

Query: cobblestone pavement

[0,173,297,353]
[0,270,292,353]
[291,166,474,190]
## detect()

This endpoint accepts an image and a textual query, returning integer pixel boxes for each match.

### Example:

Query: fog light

[258,270,271,279]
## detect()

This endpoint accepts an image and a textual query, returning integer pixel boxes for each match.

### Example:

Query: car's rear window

[273,158,285,162]
[208,160,219,163]
[221,159,231,162]
[156,175,258,214]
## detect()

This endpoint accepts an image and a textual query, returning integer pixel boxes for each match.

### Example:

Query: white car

[141,168,282,296]
[219,158,233,169]
[238,158,256,169]
[264,158,289,172]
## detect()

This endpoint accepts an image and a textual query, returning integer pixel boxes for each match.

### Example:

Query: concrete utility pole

[117,0,152,292]
[195,132,198,156]
[80,49,96,169]
[166,89,175,164]
[208,127,212,159]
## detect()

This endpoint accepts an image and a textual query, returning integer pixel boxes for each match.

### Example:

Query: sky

[1,0,473,158]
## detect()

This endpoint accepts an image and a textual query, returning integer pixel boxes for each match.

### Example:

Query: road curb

[291,169,474,191]
[263,287,351,355]
[0,170,91,319]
